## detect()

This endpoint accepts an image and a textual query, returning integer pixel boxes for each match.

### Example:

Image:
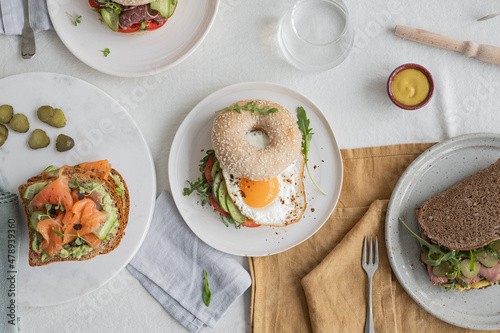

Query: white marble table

[2,0,500,331]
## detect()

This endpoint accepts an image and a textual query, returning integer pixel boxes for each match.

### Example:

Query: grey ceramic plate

[386,133,500,330]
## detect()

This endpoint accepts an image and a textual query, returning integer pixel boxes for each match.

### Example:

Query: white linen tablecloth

[2,0,500,332]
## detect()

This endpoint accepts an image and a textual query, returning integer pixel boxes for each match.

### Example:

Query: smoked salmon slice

[28,171,73,214]
[37,213,64,257]
[78,160,111,180]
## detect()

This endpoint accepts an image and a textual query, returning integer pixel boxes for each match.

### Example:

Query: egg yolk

[239,177,279,208]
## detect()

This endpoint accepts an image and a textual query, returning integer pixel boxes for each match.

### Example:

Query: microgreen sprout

[66,12,82,26]
[215,101,278,117]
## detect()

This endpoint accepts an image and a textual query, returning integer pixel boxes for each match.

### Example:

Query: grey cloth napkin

[126,190,252,333]
[0,0,52,35]
[0,179,21,332]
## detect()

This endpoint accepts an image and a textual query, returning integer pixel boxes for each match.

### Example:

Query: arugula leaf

[399,218,456,266]
[66,12,82,26]
[296,107,325,195]
[215,101,278,117]
[183,150,214,206]
[203,271,211,307]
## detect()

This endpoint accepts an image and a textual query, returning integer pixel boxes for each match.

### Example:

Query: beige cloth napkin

[249,143,495,333]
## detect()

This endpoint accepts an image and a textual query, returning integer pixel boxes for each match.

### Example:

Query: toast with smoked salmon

[18,160,129,266]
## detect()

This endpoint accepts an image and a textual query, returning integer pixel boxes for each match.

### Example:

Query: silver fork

[362,236,379,333]
[21,0,36,59]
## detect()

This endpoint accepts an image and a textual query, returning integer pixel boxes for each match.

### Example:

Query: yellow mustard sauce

[391,69,430,106]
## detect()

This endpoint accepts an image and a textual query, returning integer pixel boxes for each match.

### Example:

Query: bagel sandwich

[18,160,129,266]
[89,0,177,33]
[400,158,500,291]
[185,100,308,228]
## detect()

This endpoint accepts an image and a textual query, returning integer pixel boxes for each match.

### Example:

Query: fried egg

[223,154,306,227]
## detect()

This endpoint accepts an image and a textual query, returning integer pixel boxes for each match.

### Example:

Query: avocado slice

[218,181,229,213]
[225,194,246,223]
[211,160,221,183]
[212,171,223,202]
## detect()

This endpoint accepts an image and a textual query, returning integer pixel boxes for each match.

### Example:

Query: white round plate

[386,133,500,330]
[0,73,156,306]
[169,82,342,257]
[47,0,219,77]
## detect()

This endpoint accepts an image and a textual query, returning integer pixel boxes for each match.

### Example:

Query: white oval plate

[386,133,500,330]
[0,73,156,306]
[47,0,219,77]
[169,82,342,256]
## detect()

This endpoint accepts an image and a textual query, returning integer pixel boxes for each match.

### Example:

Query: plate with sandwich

[386,132,500,330]
[169,82,342,256]
[0,72,155,306]
[47,0,218,77]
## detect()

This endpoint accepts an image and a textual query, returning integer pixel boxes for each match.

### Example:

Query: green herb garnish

[99,48,110,57]
[399,218,456,266]
[66,12,82,26]
[140,22,148,31]
[50,227,91,246]
[296,106,326,195]
[203,271,211,307]
[183,150,214,206]
[215,101,278,117]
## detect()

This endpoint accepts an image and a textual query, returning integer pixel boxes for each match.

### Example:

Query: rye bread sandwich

[401,158,500,291]
[18,160,129,266]
[89,0,177,33]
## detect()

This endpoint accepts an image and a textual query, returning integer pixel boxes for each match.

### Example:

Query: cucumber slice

[149,0,170,18]
[169,0,178,18]
[100,8,119,32]
[218,181,229,213]
[211,160,220,183]
[225,194,246,223]
[41,165,59,175]
[93,214,118,241]
[30,210,47,230]
[22,182,49,201]
[212,171,223,201]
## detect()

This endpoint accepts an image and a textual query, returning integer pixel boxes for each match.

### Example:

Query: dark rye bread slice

[417,158,500,251]
[18,173,129,267]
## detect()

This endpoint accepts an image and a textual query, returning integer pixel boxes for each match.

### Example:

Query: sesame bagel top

[211,100,302,181]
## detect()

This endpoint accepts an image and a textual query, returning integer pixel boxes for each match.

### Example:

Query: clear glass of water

[278,0,354,71]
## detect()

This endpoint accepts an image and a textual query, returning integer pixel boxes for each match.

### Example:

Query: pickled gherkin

[0,124,8,147]
[9,113,29,132]
[37,105,67,128]
[432,261,452,277]
[0,105,14,123]
[28,129,50,149]
[56,134,75,152]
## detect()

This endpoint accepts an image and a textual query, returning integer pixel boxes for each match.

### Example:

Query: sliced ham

[479,262,500,283]
[458,274,482,287]
[426,264,448,285]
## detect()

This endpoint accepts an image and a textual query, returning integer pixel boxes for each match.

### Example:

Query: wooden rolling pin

[394,25,500,66]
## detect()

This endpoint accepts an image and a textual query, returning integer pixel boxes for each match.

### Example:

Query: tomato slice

[118,20,166,33]
[209,193,230,217]
[204,154,215,186]
[89,0,99,9]
[241,219,261,228]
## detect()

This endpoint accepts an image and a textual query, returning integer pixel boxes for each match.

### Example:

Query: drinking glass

[278,0,353,71]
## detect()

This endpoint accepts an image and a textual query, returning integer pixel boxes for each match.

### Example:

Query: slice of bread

[18,171,129,267]
[417,158,500,251]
